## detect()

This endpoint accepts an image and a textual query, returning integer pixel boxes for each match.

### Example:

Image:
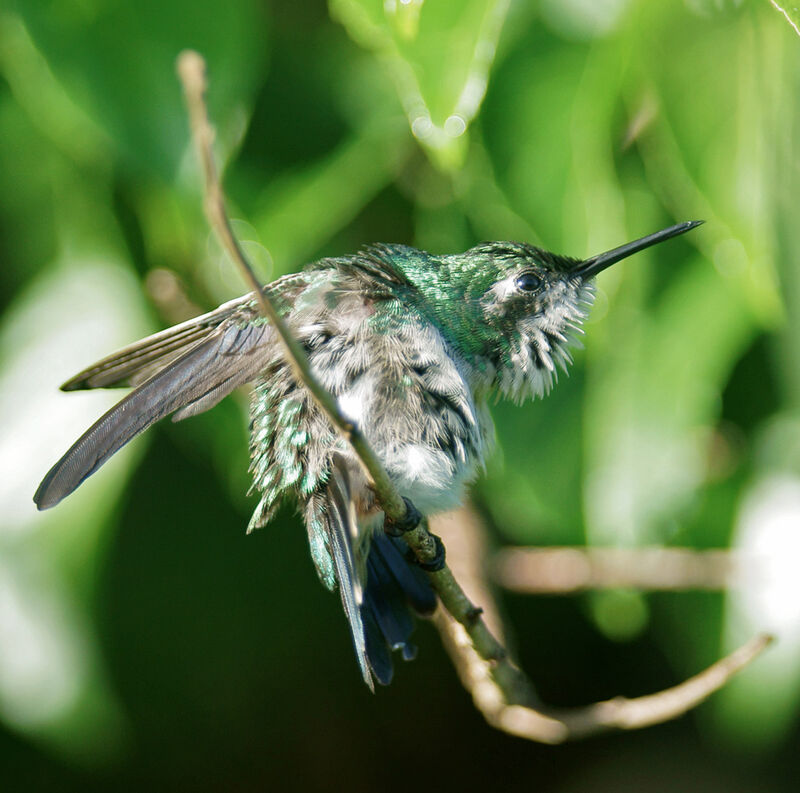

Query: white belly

[383,442,480,515]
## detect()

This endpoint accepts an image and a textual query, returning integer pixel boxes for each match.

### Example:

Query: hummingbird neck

[391,249,497,359]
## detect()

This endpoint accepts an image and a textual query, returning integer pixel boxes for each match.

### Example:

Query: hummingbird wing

[59,271,313,391]
[34,317,274,510]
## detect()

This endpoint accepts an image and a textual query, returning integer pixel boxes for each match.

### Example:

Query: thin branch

[176,50,772,743]
[494,546,750,593]
[433,509,773,743]
[549,633,773,738]
[176,48,530,700]
[435,605,772,743]
[176,50,407,522]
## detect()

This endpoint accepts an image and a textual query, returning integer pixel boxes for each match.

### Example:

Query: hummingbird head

[460,221,702,402]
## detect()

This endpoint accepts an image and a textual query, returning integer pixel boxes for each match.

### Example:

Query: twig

[494,546,750,593]
[176,50,407,522]
[548,633,773,738]
[435,605,772,742]
[176,48,530,697]
[433,507,508,642]
[433,509,773,742]
[176,50,772,742]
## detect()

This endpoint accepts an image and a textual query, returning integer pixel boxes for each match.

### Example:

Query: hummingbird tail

[323,455,436,689]
[361,533,437,686]
[325,458,371,687]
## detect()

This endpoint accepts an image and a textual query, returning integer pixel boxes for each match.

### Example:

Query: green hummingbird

[34,220,700,688]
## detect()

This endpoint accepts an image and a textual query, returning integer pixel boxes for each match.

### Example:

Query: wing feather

[34,321,272,510]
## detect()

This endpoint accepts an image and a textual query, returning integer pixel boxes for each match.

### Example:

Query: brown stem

[435,605,771,743]
[432,508,773,743]
[494,546,749,593]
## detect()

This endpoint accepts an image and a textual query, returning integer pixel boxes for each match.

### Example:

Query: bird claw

[384,497,445,571]
[384,496,422,536]
[415,533,446,573]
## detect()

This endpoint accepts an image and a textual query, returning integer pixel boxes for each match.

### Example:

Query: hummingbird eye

[514,272,542,293]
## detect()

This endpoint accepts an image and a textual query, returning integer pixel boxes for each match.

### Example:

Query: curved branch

[435,605,771,743]
[433,509,773,743]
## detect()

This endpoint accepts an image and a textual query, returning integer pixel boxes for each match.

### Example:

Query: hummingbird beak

[573,220,703,280]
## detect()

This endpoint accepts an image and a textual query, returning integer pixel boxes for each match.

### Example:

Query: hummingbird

[34,220,701,689]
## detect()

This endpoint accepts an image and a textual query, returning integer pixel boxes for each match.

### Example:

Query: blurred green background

[1,0,799,790]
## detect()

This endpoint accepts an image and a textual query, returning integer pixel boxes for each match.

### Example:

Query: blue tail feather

[359,532,436,686]
[323,456,437,687]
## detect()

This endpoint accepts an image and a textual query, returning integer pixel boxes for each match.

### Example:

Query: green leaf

[582,255,759,547]
[330,0,511,170]
[769,1,800,37]
[249,117,410,277]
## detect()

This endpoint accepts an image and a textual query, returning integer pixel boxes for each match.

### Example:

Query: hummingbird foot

[384,496,422,536]
[383,497,445,572]
[414,533,446,572]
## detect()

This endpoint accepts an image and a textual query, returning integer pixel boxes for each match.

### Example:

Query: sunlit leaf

[769,1,800,37]
[330,0,510,169]
[717,467,800,746]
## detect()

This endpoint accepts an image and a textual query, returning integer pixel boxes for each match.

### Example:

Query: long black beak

[574,220,703,280]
